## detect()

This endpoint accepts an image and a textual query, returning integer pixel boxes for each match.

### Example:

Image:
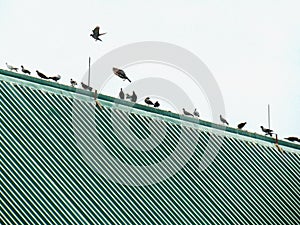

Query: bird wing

[117,69,126,76]
[93,26,100,36]
[99,32,106,36]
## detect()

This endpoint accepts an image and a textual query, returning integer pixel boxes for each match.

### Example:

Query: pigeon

[238,122,247,129]
[36,70,50,79]
[183,108,194,117]
[49,75,61,82]
[90,26,106,41]
[220,115,229,125]
[260,126,273,137]
[81,82,93,91]
[70,79,77,87]
[119,88,125,99]
[144,97,154,106]
[154,101,160,108]
[193,108,200,117]
[21,65,31,75]
[6,63,18,72]
[126,91,137,102]
[112,67,131,82]
[284,137,299,142]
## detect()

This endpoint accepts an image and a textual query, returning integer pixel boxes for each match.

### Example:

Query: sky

[1,0,299,139]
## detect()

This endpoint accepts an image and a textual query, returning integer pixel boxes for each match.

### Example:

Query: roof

[1,69,300,224]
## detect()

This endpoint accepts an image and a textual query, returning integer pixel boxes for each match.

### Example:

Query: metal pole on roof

[88,57,91,87]
[268,104,270,130]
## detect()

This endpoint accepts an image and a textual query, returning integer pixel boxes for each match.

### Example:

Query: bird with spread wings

[90,26,106,41]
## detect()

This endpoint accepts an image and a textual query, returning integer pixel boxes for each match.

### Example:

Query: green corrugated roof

[1,69,299,224]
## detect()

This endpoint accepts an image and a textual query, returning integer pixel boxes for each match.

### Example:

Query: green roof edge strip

[1,68,299,150]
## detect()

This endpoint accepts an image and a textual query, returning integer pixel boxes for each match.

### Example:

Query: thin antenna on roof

[268,104,271,130]
[88,57,91,87]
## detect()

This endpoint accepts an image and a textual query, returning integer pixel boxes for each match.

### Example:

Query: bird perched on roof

[284,137,299,142]
[260,126,273,137]
[70,79,77,87]
[90,26,106,41]
[119,88,125,99]
[193,108,200,117]
[36,70,50,79]
[238,122,247,129]
[6,63,18,72]
[112,67,131,82]
[21,65,31,75]
[126,91,137,102]
[81,82,93,91]
[144,97,154,106]
[49,75,61,82]
[154,101,160,108]
[220,115,229,125]
[183,108,194,117]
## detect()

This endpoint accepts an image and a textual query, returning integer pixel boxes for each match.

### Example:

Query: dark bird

[183,108,194,117]
[193,108,200,117]
[126,91,137,102]
[154,101,160,108]
[49,75,61,82]
[284,137,299,142]
[220,115,229,125]
[70,79,77,87]
[112,67,131,82]
[81,82,93,91]
[90,26,106,41]
[145,97,154,106]
[6,63,18,72]
[21,65,31,75]
[260,126,273,137]
[36,70,50,79]
[238,122,247,129]
[119,88,125,99]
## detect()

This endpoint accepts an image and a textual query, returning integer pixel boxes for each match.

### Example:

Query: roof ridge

[1,68,299,150]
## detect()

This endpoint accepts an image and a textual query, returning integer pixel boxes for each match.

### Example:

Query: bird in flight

[21,65,31,75]
[6,63,18,72]
[81,82,93,91]
[70,79,77,87]
[260,126,273,137]
[144,97,154,106]
[154,101,160,108]
[284,137,299,142]
[126,91,137,102]
[90,26,106,41]
[193,108,200,117]
[119,88,125,99]
[112,67,131,82]
[183,108,194,117]
[220,115,229,125]
[238,122,247,129]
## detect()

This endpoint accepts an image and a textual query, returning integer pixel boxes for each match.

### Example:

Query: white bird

[6,63,18,72]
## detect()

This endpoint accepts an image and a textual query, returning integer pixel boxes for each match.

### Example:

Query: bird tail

[127,78,131,83]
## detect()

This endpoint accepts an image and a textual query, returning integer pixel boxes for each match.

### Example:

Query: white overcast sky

[1,0,299,139]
